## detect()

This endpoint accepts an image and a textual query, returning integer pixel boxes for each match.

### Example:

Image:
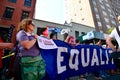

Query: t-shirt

[109,27,120,48]
[16,30,40,57]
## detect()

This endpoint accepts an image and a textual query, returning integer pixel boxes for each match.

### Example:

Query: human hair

[50,33,56,39]
[75,39,80,43]
[17,18,34,32]
[65,36,74,43]
[39,28,46,35]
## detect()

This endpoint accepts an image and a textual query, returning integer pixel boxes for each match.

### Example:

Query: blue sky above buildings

[35,0,65,24]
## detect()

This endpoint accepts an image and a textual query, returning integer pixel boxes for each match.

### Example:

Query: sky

[35,0,65,24]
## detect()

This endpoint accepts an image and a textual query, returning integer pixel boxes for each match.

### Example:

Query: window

[106,25,111,29]
[97,22,102,27]
[64,33,68,40]
[110,14,114,18]
[24,0,32,7]
[104,18,109,23]
[21,11,29,20]
[96,14,100,19]
[99,0,103,4]
[105,0,108,2]
[94,7,98,12]
[102,11,107,16]
[101,5,105,10]
[75,31,79,38]
[79,0,81,3]
[108,9,111,13]
[92,0,96,6]
[74,14,76,16]
[8,0,16,3]
[106,4,110,7]
[3,7,14,19]
[111,20,116,25]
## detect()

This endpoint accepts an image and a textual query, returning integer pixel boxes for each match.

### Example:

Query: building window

[82,18,84,20]
[105,0,108,2]
[101,5,105,10]
[111,20,116,25]
[106,4,110,7]
[94,7,98,12]
[99,0,103,4]
[102,11,107,16]
[75,31,79,38]
[79,0,81,3]
[97,22,102,27]
[96,14,100,19]
[21,11,29,20]
[24,0,32,7]
[110,14,114,18]
[104,18,109,23]
[74,14,76,16]
[108,9,111,13]
[64,33,68,40]
[3,7,14,19]
[106,25,111,29]
[92,0,96,6]
[8,0,16,3]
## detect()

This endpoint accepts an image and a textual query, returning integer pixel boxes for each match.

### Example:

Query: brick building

[0,0,36,40]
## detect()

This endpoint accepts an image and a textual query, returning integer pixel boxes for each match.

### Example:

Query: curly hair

[17,18,34,32]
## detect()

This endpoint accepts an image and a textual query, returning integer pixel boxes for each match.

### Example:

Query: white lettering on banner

[106,50,114,64]
[69,49,79,70]
[91,49,99,66]
[105,50,109,64]
[57,47,113,74]
[100,49,105,65]
[57,47,67,74]
[81,48,90,67]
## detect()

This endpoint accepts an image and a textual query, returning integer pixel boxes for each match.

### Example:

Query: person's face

[52,35,56,39]
[68,37,75,45]
[28,24,35,32]
[42,29,49,37]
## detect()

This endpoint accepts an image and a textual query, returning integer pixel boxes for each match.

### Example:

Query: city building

[64,0,120,33]
[89,0,119,33]
[33,19,95,40]
[110,0,120,18]
[64,0,95,28]
[0,0,36,34]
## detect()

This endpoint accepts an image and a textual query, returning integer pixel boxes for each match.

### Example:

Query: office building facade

[65,0,120,33]
[64,0,95,28]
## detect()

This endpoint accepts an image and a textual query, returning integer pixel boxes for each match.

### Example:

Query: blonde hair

[17,18,33,32]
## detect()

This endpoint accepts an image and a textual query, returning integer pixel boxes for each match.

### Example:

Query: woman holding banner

[15,18,45,80]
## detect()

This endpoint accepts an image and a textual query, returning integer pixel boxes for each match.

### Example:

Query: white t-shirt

[109,26,120,48]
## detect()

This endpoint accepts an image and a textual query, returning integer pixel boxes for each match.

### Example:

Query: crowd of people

[0,16,120,80]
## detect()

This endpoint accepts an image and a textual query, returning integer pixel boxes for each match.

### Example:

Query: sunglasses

[27,20,35,26]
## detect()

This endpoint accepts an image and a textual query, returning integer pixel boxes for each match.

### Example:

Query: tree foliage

[106,26,115,34]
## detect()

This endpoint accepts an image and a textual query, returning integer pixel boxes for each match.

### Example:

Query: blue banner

[40,40,115,80]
